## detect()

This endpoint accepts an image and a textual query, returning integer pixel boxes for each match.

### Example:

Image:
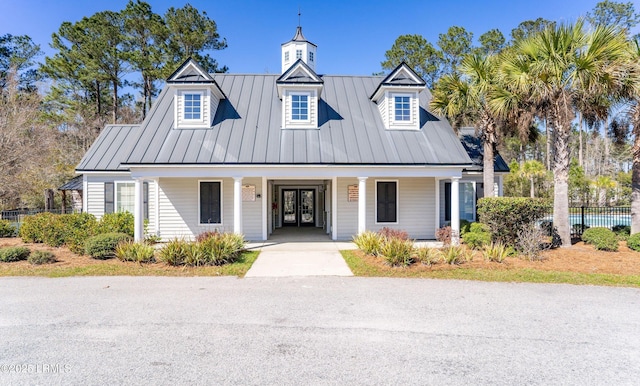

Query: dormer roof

[167,58,226,100]
[370,62,426,101]
[277,59,323,84]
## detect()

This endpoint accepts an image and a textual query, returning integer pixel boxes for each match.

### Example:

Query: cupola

[281,26,317,73]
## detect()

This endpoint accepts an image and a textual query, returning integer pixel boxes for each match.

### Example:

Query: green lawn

[0,251,259,278]
[341,250,640,288]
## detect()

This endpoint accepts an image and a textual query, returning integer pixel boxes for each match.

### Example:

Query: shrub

[158,238,191,266]
[441,246,471,265]
[198,232,245,265]
[195,230,220,242]
[435,226,452,246]
[19,212,58,243]
[353,231,384,256]
[477,197,549,246]
[378,227,409,241]
[612,225,630,241]
[0,219,16,237]
[115,241,155,263]
[516,223,546,261]
[415,247,440,266]
[85,232,131,259]
[98,212,134,237]
[28,250,56,265]
[59,213,98,254]
[482,243,512,263]
[581,227,619,252]
[460,220,472,235]
[0,246,30,262]
[461,223,492,250]
[379,237,414,267]
[627,233,640,252]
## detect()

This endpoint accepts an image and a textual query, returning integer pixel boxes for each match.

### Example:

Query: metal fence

[542,206,631,237]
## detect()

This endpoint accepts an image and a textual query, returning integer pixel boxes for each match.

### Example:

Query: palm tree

[626,39,640,234]
[495,21,628,247]
[521,160,546,198]
[430,53,500,198]
[593,176,617,207]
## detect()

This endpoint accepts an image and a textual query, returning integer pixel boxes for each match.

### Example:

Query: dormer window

[309,52,314,62]
[296,50,302,59]
[291,93,309,121]
[184,93,202,120]
[394,95,411,121]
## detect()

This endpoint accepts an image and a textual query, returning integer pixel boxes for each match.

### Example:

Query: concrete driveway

[1,276,639,385]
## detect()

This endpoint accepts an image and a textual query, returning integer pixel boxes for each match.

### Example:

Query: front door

[282,189,315,226]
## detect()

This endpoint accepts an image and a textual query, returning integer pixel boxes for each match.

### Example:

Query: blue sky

[1,0,636,76]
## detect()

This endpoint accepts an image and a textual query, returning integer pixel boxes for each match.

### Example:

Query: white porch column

[434,177,440,231]
[451,177,460,245]
[357,177,367,234]
[134,178,144,242]
[331,177,338,240]
[233,177,242,235]
[262,177,268,241]
[497,175,504,196]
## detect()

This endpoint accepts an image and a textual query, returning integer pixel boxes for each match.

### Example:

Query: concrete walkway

[245,228,355,277]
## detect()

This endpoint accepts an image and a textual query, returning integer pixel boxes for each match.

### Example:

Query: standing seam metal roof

[79,74,473,170]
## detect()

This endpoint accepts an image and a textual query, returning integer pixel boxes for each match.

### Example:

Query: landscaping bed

[0,238,259,277]
[342,242,640,287]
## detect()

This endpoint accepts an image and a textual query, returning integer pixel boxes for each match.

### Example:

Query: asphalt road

[0,276,639,385]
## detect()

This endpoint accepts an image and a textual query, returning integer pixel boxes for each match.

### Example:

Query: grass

[0,251,259,278]
[341,250,640,288]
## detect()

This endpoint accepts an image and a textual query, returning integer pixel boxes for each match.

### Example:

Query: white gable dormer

[281,26,317,73]
[370,62,426,130]
[167,58,226,129]
[277,59,323,129]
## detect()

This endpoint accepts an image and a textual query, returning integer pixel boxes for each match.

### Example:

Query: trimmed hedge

[0,246,30,262]
[98,212,134,237]
[477,197,549,246]
[581,227,618,252]
[85,233,132,260]
[18,212,98,254]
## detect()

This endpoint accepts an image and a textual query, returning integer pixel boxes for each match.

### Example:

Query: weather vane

[298,6,301,27]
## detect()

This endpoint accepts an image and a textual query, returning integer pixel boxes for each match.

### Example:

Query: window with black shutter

[200,181,221,224]
[376,181,397,223]
[105,182,114,214]
[445,182,451,222]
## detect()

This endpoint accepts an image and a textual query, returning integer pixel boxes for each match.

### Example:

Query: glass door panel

[283,190,297,225]
[300,190,314,226]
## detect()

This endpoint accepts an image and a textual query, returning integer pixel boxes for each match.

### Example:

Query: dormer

[370,62,426,130]
[167,58,226,129]
[277,59,323,129]
[281,26,317,73]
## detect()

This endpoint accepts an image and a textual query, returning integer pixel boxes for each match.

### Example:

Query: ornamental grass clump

[482,243,512,263]
[0,246,30,262]
[441,245,471,265]
[115,241,155,263]
[415,247,440,266]
[158,238,191,266]
[353,231,383,256]
[581,227,619,252]
[379,237,414,267]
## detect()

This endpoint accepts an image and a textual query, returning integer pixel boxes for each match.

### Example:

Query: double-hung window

[296,49,302,60]
[376,181,397,223]
[394,95,411,121]
[200,181,222,224]
[184,93,202,120]
[284,51,290,62]
[104,182,148,220]
[291,94,309,121]
[309,51,314,62]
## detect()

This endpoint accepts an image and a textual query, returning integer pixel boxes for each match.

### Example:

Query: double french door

[282,189,315,227]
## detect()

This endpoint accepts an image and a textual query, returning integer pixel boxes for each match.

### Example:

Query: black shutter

[377,182,397,223]
[200,182,221,224]
[143,182,149,221]
[105,182,114,214]
[445,182,451,222]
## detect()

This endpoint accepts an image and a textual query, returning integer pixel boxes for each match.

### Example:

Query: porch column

[134,178,144,242]
[358,177,367,234]
[331,177,338,240]
[497,175,504,196]
[233,177,242,235]
[262,177,268,241]
[451,177,460,245]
